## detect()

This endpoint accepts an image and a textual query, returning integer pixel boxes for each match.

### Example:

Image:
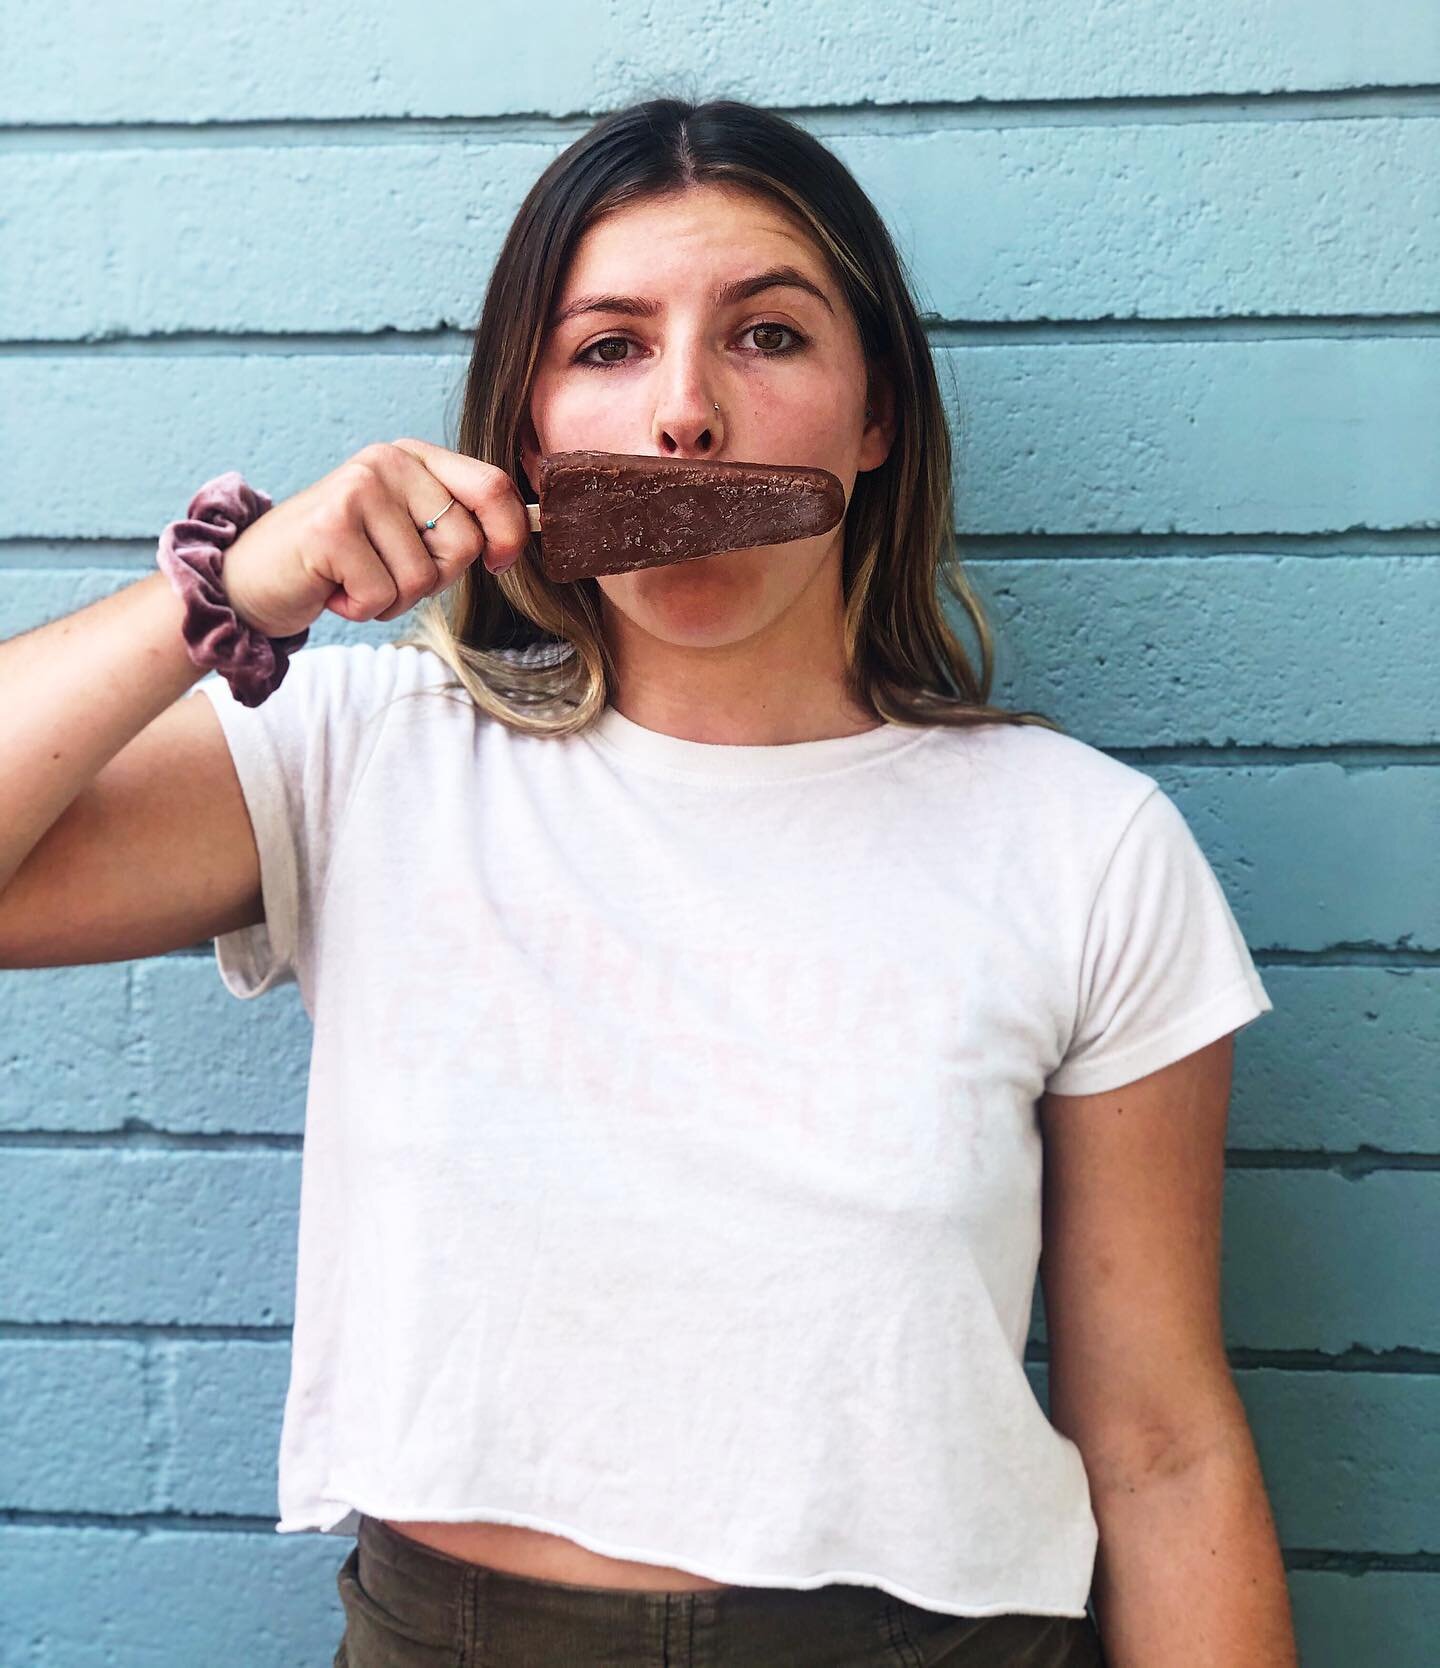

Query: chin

[603,547,751,601]
[599,543,813,642]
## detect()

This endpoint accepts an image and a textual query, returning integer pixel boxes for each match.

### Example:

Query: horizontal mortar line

[1,1509,1426,1564]
[1217,1346,1440,1372]
[927,315,1440,345]
[798,88,1440,129]
[1249,948,1439,968]
[1106,744,1440,767]
[1,1325,1432,1373]
[0,1131,305,1151]
[0,1508,1428,1565]
[3,532,1434,569]
[0,1322,293,1341]
[1034,1344,1440,1377]
[1,316,1436,358]
[1227,1152,1440,1178]
[959,530,1440,557]
[0,84,1436,153]
[0,1509,292,1534]
[3,1130,1434,1170]
[1283,1550,1440,1573]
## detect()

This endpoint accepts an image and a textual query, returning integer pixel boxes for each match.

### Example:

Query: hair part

[392,95,1065,740]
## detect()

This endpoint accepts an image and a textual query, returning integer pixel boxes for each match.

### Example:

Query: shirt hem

[1044,968,1273,1097]
[192,678,300,998]
[279,1489,1092,1620]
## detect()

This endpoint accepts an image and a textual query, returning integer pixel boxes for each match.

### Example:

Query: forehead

[561,185,825,283]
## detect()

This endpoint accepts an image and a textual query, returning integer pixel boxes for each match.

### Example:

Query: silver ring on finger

[419,496,456,532]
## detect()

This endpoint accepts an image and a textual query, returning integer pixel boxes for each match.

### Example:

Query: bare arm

[0,572,204,890]
[1040,1038,1298,1664]
[0,441,531,969]
[0,571,263,967]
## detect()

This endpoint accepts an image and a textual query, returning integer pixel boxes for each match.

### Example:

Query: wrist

[154,471,309,708]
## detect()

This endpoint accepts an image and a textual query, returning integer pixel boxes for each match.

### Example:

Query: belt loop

[661,1588,698,1667]
[464,1564,481,1668]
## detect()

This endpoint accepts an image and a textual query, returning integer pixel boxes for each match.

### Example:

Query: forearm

[1088,1420,1299,1667]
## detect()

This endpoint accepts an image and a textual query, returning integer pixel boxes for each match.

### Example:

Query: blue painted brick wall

[2,5,1438,1664]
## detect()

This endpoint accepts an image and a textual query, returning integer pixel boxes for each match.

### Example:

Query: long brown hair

[393,95,1064,740]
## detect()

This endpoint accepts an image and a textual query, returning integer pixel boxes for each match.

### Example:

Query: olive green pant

[333,1513,1107,1666]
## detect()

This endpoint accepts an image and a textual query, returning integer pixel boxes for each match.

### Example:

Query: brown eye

[572,336,633,368]
[744,323,805,356]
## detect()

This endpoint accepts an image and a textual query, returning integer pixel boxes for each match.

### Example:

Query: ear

[858,359,898,474]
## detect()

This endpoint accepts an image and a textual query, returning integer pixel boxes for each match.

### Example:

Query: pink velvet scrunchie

[155,470,310,708]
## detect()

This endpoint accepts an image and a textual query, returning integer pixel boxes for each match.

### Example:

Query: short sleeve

[188,641,423,1004]
[1045,784,1274,1097]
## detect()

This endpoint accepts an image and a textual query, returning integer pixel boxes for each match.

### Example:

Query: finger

[330,524,400,623]
[386,436,532,572]
[358,483,454,623]
[379,446,489,583]
[309,462,401,623]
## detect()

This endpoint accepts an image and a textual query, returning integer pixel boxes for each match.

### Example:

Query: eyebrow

[547,264,836,330]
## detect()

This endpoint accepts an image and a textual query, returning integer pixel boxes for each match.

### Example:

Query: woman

[2,96,1291,1666]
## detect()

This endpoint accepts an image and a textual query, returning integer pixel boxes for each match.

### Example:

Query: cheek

[528,364,603,435]
[540,382,642,455]
[752,379,860,454]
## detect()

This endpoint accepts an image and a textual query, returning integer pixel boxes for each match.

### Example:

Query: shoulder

[292,637,452,686]
[275,638,458,708]
[195,639,464,741]
[918,718,1159,821]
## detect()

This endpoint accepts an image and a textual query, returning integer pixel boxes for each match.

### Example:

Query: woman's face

[519,184,893,653]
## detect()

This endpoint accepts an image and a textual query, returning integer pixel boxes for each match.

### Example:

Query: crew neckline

[585,703,939,781]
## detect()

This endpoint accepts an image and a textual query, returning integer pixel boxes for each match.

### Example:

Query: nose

[651,345,721,457]
[655,406,718,457]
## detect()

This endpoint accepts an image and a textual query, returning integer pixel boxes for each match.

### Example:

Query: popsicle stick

[526,504,542,533]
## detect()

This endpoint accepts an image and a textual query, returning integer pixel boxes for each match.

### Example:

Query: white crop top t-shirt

[191,639,1273,1620]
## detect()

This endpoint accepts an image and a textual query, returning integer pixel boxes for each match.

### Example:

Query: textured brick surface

[6,121,1438,340]
[1,4,1435,1662]
[4,0,1439,122]
[5,339,1439,535]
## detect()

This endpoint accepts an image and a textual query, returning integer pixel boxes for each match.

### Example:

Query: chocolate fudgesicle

[532,450,847,582]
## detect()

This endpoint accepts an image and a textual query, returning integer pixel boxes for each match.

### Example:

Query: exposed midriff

[379,1518,736,1591]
